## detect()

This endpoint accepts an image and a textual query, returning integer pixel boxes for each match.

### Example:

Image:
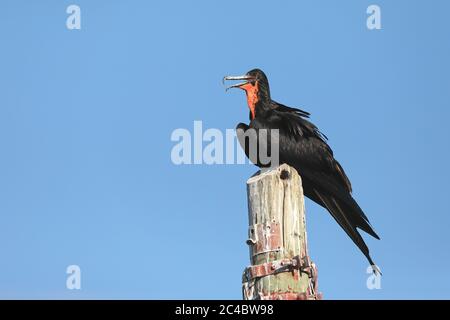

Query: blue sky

[0,0,449,299]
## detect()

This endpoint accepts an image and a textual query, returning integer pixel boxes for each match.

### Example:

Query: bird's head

[223,68,271,119]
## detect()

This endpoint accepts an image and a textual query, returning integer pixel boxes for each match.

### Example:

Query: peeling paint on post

[242,164,322,300]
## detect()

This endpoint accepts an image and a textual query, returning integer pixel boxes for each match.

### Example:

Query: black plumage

[224,69,380,272]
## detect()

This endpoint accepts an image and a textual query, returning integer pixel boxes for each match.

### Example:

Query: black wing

[251,105,380,271]
[268,105,351,193]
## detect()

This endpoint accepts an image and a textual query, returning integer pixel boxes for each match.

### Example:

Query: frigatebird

[224,69,380,273]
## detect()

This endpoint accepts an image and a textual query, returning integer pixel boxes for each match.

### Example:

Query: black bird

[224,68,380,273]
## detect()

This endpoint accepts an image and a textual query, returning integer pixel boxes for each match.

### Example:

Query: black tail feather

[312,188,379,272]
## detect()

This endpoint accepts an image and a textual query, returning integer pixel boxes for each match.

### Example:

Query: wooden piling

[242,164,321,300]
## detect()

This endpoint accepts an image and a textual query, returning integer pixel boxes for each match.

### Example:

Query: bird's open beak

[223,75,256,91]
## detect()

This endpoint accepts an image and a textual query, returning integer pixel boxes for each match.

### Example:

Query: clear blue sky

[0,0,449,299]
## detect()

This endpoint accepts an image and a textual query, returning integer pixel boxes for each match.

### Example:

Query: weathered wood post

[242,164,322,300]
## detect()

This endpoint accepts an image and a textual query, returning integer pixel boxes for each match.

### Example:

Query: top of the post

[246,164,301,185]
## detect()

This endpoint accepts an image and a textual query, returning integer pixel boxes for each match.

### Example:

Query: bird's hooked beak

[223,75,256,91]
